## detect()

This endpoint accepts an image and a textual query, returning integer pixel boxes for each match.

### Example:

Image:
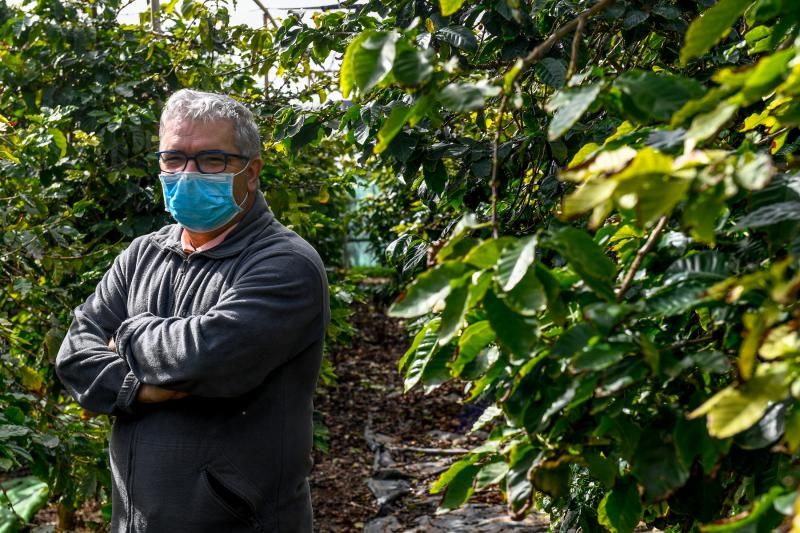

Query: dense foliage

[306,0,798,530]
[3,0,800,530]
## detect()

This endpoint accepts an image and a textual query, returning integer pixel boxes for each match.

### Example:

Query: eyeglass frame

[155,149,251,174]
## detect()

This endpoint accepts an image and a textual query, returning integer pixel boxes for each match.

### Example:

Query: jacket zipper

[125,425,138,533]
[170,255,190,316]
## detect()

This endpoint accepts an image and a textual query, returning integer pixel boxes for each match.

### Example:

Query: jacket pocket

[202,466,264,531]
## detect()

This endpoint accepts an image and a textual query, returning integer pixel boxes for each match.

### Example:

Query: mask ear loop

[232,160,252,210]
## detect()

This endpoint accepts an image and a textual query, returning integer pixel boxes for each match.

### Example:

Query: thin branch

[507,0,615,86]
[616,215,668,302]
[566,16,585,82]
[490,94,509,239]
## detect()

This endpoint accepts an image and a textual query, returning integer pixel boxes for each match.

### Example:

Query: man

[56,89,329,532]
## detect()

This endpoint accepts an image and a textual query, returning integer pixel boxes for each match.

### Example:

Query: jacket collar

[150,193,274,259]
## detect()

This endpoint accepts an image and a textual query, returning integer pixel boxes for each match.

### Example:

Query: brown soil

[310,300,504,531]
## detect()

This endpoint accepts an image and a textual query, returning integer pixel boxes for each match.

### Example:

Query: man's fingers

[108,337,116,352]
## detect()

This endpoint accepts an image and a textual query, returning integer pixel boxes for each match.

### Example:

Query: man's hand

[108,337,189,403]
[136,384,190,403]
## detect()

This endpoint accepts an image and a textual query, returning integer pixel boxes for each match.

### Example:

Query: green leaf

[597,478,642,533]
[464,238,512,269]
[502,269,546,316]
[475,459,509,490]
[339,30,398,98]
[439,463,480,509]
[389,263,468,318]
[614,71,705,123]
[689,363,790,438]
[631,433,689,502]
[435,26,478,50]
[573,342,630,372]
[375,105,411,154]
[684,100,739,150]
[484,290,538,357]
[546,83,603,141]
[438,81,501,112]
[438,281,470,346]
[453,321,496,375]
[662,251,731,287]
[431,455,479,493]
[680,0,756,64]
[494,235,537,292]
[584,451,617,489]
[734,201,800,229]
[48,128,67,158]
[0,425,30,439]
[393,41,433,86]
[0,477,49,529]
[547,227,616,300]
[506,444,535,512]
[403,321,441,391]
[440,0,466,16]
[534,58,567,89]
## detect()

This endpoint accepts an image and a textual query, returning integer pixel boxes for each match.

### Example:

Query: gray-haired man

[56,89,329,532]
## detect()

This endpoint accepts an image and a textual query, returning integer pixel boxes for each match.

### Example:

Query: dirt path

[310,301,548,532]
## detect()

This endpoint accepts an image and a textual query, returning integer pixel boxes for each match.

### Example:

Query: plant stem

[616,215,668,302]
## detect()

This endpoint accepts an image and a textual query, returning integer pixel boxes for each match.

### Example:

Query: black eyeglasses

[156,150,250,174]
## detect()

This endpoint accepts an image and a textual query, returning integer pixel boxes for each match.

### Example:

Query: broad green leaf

[673,417,730,474]
[689,363,790,438]
[563,179,618,218]
[598,478,642,533]
[438,282,470,346]
[484,290,537,357]
[680,0,756,64]
[573,342,629,372]
[701,486,787,532]
[506,444,535,512]
[475,459,509,490]
[663,251,731,287]
[339,30,398,97]
[440,464,480,509]
[469,404,502,434]
[734,201,800,229]
[631,433,689,501]
[534,58,567,89]
[494,235,537,292]
[0,477,49,531]
[389,263,468,318]
[735,151,775,190]
[435,26,478,50]
[734,401,786,450]
[374,105,411,154]
[453,321,496,375]
[438,81,501,112]
[683,191,726,244]
[684,101,739,151]
[463,237,512,269]
[546,227,615,300]
[629,175,691,224]
[48,128,67,158]
[431,455,479,493]
[398,319,439,372]
[502,269,546,316]
[614,71,705,122]
[583,451,617,489]
[393,41,433,86]
[546,83,603,141]
[440,0,466,16]
[0,425,30,439]
[760,323,800,359]
[404,321,441,391]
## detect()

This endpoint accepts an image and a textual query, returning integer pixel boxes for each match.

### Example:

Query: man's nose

[185,157,200,172]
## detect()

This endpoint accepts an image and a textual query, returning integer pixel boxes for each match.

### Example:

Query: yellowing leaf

[440,0,467,17]
[759,323,800,360]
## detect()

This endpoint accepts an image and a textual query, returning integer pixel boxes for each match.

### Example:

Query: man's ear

[247,157,263,192]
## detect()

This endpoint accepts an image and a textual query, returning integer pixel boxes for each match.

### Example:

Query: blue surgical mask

[159,168,249,233]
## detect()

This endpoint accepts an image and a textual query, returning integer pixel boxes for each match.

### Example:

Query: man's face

[159,118,260,206]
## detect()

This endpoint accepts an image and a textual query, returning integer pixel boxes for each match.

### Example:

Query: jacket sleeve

[114,249,327,398]
[55,245,140,415]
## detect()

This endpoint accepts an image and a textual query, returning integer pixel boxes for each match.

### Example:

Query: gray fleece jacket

[55,194,329,533]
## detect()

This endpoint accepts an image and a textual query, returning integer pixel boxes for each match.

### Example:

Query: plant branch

[567,16,585,82]
[616,214,668,302]
[490,94,509,239]
[509,0,615,85]
[489,0,615,239]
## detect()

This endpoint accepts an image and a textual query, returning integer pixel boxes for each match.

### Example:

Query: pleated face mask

[159,169,249,233]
